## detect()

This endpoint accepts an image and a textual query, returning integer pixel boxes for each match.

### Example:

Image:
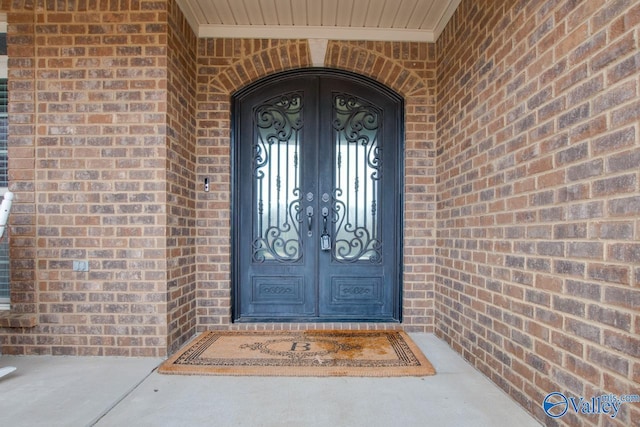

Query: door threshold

[231,320,402,330]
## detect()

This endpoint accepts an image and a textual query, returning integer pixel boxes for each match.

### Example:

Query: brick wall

[195,39,438,332]
[0,3,439,355]
[436,1,639,425]
[2,1,36,324]
[1,1,173,356]
[166,0,198,354]
[195,39,313,328]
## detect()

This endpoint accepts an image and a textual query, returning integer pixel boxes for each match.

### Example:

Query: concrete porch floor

[0,334,541,427]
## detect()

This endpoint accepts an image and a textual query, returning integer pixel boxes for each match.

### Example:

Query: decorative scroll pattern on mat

[159,330,436,377]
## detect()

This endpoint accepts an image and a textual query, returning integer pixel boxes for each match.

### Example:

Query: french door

[232,69,403,322]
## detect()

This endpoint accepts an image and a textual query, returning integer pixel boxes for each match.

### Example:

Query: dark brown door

[232,69,403,322]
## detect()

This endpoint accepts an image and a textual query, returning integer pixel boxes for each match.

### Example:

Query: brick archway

[203,40,428,100]
[196,39,437,332]
[324,41,430,99]
[204,40,311,95]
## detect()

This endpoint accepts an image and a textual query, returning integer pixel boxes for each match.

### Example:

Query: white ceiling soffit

[177,0,463,42]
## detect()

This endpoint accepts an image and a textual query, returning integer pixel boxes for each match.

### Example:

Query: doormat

[158,330,436,377]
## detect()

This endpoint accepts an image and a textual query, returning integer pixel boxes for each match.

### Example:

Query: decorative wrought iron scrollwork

[252,93,304,263]
[253,94,303,178]
[331,93,382,264]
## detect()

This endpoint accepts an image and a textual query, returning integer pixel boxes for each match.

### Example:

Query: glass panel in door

[252,93,303,263]
[331,93,382,263]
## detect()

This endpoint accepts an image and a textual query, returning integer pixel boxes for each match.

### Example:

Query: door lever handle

[321,207,331,251]
[306,206,313,236]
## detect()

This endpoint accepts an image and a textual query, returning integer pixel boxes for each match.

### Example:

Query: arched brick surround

[196,39,437,332]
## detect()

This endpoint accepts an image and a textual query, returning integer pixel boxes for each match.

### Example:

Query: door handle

[320,207,331,251]
[306,206,313,236]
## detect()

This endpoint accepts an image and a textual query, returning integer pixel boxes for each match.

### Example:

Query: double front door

[232,69,403,322]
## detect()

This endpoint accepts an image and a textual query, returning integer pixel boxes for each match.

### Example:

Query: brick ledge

[0,312,38,328]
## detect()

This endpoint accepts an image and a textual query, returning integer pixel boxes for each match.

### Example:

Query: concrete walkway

[0,334,541,427]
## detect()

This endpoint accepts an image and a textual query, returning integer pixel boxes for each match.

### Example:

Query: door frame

[230,68,405,323]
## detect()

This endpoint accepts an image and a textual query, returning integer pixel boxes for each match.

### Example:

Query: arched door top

[233,68,403,106]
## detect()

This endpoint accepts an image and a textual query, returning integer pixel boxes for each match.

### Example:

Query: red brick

[565,354,600,385]
[604,331,640,358]
[604,287,640,311]
[607,52,640,84]
[587,305,632,332]
[565,318,601,343]
[608,196,640,216]
[592,32,636,71]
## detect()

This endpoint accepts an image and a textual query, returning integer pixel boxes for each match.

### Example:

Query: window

[0,18,9,310]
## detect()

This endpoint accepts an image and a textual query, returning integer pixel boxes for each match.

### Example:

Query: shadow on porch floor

[0,334,541,427]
